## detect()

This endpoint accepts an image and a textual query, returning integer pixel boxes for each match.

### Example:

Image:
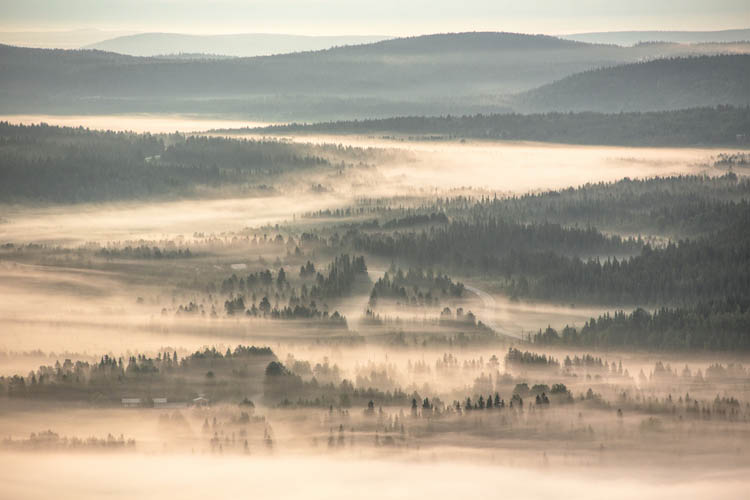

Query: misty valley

[1,16,750,500]
[1,119,749,498]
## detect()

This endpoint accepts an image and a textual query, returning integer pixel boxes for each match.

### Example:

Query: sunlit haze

[1,2,749,499]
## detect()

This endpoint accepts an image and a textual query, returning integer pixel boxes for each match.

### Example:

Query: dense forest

[430,174,750,238]
[160,135,329,174]
[349,216,749,307]
[0,122,354,202]
[339,175,750,308]
[247,106,750,147]
[305,174,750,239]
[347,217,644,267]
[534,299,750,350]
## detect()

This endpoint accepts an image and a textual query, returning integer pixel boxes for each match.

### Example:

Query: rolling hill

[1,32,749,120]
[0,29,136,49]
[515,55,750,113]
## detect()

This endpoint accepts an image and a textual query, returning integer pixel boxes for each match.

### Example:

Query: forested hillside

[517,55,750,112]
[347,216,750,307]
[437,174,750,238]
[340,174,750,308]
[534,300,750,350]
[2,34,748,119]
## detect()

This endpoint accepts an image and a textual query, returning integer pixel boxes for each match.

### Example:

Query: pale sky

[1,0,749,36]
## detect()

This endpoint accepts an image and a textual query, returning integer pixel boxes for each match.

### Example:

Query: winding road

[464,284,522,340]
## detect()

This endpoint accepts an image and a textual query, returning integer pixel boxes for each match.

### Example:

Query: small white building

[192,396,209,407]
[121,398,142,408]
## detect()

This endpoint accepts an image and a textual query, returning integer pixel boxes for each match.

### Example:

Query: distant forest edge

[561,28,750,46]
[234,107,750,147]
[2,119,750,205]
[0,122,375,203]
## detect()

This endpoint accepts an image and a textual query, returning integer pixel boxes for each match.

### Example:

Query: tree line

[0,122,370,203]
[251,106,750,146]
[535,298,750,350]
[0,345,276,403]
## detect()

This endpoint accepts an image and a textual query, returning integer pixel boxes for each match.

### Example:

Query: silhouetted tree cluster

[504,348,560,370]
[0,345,276,402]
[98,245,193,259]
[369,267,464,307]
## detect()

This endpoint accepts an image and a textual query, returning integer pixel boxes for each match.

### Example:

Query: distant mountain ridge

[1,32,750,120]
[0,29,136,49]
[88,28,750,56]
[0,31,635,120]
[562,28,750,47]
[85,32,391,57]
